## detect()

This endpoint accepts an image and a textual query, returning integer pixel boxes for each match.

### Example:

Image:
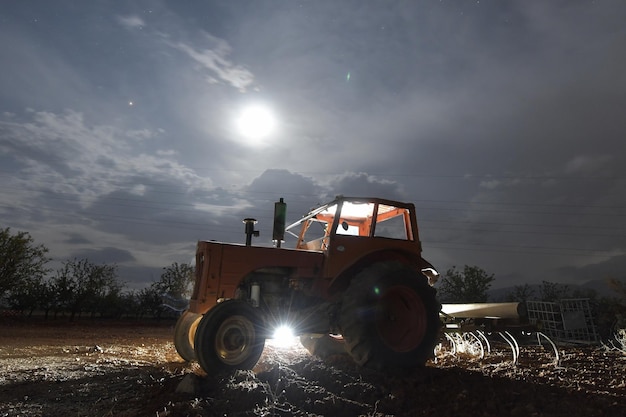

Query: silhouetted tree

[539,280,570,302]
[51,267,76,318]
[0,227,50,298]
[437,265,495,303]
[51,259,120,320]
[93,279,125,318]
[598,278,626,339]
[152,262,194,300]
[607,278,626,299]
[138,287,163,319]
[118,290,141,318]
[6,275,44,317]
[505,283,536,303]
[37,279,56,319]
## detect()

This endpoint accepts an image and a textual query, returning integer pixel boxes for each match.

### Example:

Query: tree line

[436,264,625,339]
[1,227,624,332]
[436,264,613,303]
[0,227,193,320]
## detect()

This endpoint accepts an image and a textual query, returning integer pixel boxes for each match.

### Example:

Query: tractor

[174,196,441,374]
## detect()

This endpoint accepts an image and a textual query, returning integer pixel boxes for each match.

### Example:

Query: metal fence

[526,298,599,344]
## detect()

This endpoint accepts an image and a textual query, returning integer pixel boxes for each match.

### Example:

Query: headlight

[271,325,295,348]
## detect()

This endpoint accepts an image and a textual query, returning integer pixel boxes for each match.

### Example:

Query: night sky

[1,1,625,291]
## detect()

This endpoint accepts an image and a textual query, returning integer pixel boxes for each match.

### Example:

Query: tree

[37,279,56,319]
[152,262,194,299]
[607,278,626,299]
[117,290,141,319]
[505,283,536,303]
[597,278,626,339]
[6,275,44,317]
[437,265,495,303]
[539,280,570,302]
[138,287,164,319]
[0,227,50,298]
[51,258,121,320]
[92,276,125,318]
[51,266,77,318]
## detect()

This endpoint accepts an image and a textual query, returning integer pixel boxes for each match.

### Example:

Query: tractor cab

[285,196,436,284]
[287,196,417,252]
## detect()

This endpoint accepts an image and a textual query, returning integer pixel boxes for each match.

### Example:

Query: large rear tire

[194,300,266,374]
[339,261,441,372]
[174,310,202,362]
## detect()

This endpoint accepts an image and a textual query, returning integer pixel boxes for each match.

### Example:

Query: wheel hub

[215,315,256,365]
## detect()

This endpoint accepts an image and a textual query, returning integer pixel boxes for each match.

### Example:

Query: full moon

[236,105,276,141]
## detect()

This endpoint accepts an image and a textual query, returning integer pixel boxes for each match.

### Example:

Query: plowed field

[0,319,624,416]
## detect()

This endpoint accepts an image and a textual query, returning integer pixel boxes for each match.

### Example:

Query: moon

[236,104,276,141]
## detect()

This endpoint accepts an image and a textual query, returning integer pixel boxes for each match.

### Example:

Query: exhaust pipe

[243,218,259,246]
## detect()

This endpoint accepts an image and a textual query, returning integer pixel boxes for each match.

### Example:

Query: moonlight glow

[236,104,276,140]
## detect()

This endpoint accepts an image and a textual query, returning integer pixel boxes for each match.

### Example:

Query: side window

[307,220,328,240]
[335,221,360,236]
[334,202,375,237]
[301,219,329,250]
[374,215,408,239]
[373,204,410,240]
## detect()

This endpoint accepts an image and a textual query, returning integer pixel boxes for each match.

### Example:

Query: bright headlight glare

[273,325,294,341]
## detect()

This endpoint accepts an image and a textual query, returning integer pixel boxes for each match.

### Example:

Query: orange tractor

[174,196,441,374]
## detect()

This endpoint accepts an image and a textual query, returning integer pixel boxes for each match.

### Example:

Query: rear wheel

[339,261,441,372]
[194,300,266,374]
[174,310,201,362]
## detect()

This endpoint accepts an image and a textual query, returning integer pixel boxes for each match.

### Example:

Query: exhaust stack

[243,218,259,246]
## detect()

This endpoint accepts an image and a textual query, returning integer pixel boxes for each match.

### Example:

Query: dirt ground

[0,318,625,417]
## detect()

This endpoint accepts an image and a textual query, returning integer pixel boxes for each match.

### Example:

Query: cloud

[116,265,164,290]
[479,178,524,190]
[71,247,136,264]
[117,15,145,30]
[166,33,255,92]
[552,254,626,285]
[64,234,92,245]
[325,172,405,201]
[0,24,93,111]
[564,155,613,176]
[0,109,213,208]
[2,1,625,291]
[246,169,320,198]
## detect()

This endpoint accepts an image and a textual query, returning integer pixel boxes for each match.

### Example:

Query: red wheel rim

[376,285,427,352]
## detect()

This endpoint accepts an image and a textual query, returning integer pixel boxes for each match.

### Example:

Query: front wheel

[339,261,441,373]
[174,310,202,362]
[194,300,266,374]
